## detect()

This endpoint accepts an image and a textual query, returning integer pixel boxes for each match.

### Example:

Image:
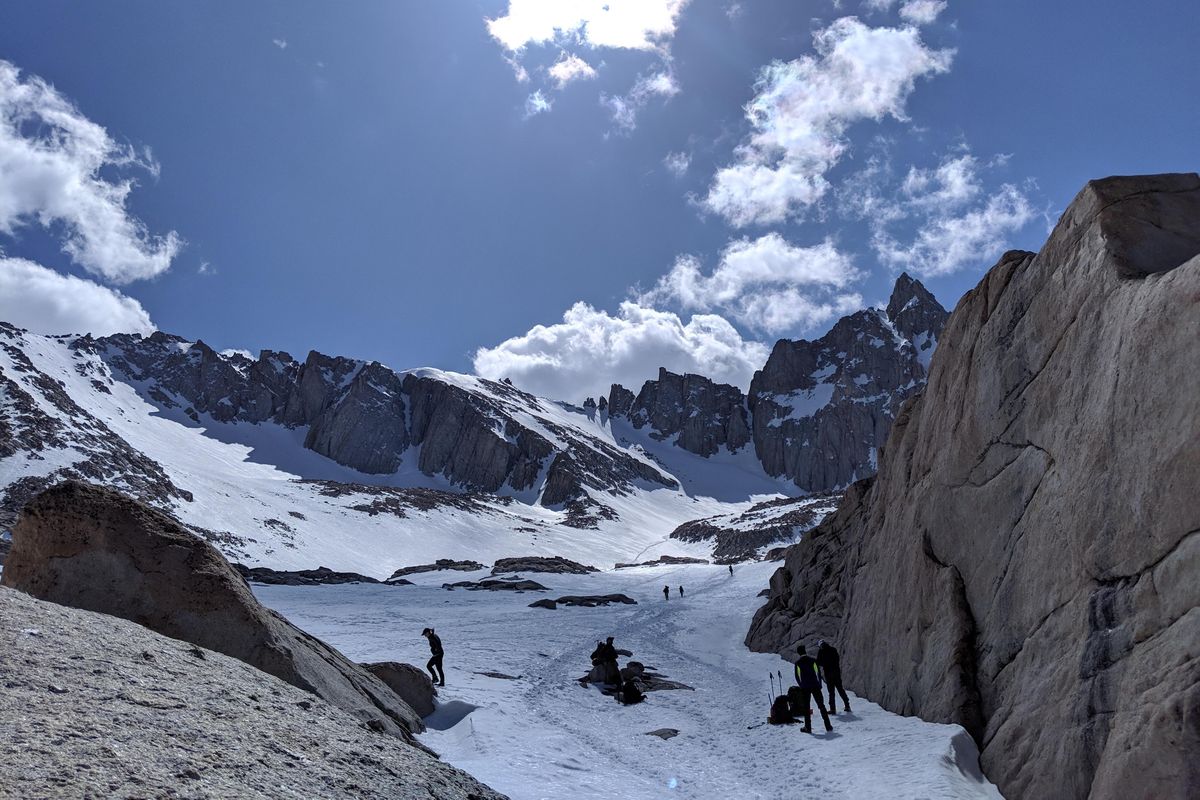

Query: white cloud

[899,152,981,211]
[899,0,947,25]
[601,70,679,132]
[487,1,689,53]
[0,256,155,336]
[473,300,769,402]
[0,60,182,284]
[702,17,953,227]
[524,90,553,117]
[640,234,862,334]
[663,151,691,177]
[873,182,1035,277]
[272,38,288,50]
[548,52,598,88]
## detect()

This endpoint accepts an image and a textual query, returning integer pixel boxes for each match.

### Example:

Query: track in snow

[256,562,1001,800]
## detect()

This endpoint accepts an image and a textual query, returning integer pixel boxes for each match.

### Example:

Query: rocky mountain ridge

[744,173,1200,799]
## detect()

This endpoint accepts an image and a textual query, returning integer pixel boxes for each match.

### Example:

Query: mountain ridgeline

[602,273,947,490]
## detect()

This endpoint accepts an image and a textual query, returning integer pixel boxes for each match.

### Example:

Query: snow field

[255,562,1002,800]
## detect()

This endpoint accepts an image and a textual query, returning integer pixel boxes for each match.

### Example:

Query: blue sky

[0,1,1197,401]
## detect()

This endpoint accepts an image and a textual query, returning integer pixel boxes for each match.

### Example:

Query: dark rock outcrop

[607,368,751,456]
[2,482,426,742]
[362,662,438,718]
[669,494,840,562]
[235,564,383,586]
[491,556,599,575]
[748,274,947,492]
[388,559,486,580]
[442,578,549,592]
[528,594,637,609]
[745,174,1200,800]
[614,554,710,568]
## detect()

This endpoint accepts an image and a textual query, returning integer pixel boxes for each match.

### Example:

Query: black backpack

[768,694,794,724]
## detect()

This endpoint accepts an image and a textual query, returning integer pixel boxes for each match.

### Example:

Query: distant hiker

[616,677,645,705]
[728,564,734,576]
[678,585,684,598]
[793,645,832,733]
[663,585,670,601]
[817,640,851,713]
[422,627,445,687]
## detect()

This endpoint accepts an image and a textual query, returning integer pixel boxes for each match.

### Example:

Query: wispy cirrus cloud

[701,17,953,227]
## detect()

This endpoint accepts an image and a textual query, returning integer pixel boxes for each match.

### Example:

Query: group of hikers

[589,635,645,705]
[769,640,851,733]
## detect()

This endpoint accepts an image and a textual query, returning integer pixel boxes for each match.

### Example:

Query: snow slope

[0,327,806,574]
[255,562,1002,800]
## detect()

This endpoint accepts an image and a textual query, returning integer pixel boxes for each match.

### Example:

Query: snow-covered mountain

[0,274,945,574]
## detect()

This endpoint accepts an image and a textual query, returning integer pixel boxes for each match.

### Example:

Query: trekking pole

[769,672,775,699]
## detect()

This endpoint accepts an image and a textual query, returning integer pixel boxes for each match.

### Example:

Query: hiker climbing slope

[793,645,832,733]
[817,640,851,713]
[663,585,670,601]
[422,627,445,686]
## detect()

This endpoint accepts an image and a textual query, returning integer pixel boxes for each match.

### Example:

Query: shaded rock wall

[745,174,1200,799]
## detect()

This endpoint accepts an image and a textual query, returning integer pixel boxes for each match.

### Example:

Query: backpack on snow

[768,695,794,724]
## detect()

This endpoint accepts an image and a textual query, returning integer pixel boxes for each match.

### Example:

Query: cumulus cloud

[548,52,598,88]
[873,183,1035,277]
[899,1,947,25]
[702,17,953,227]
[663,151,691,177]
[473,301,769,402]
[0,60,182,284]
[601,70,679,132]
[0,256,155,336]
[272,38,288,50]
[641,234,862,333]
[487,0,689,53]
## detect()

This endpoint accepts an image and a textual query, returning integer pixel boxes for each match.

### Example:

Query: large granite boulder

[491,555,599,575]
[363,662,438,717]
[745,174,1200,799]
[2,482,426,741]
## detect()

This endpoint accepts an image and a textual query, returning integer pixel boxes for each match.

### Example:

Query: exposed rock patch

[362,662,438,718]
[669,494,840,562]
[388,559,486,579]
[614,555,710,569]
[235,564,383,586]
[528,594,637,609]
[443,578,549,592]
[745,174,1200,800]
[491,556,599,575]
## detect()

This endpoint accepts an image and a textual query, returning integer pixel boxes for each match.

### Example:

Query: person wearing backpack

[793,645,832,733]
[817,640,851,713]
[616,677,645,705]
[422,627,445,687]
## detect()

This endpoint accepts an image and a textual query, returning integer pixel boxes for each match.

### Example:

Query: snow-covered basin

[255,562,1001,800]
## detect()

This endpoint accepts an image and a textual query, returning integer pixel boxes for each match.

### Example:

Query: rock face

[606,368,751,456]
[0,586,505,799]
[491,555,599,575]
[362,662,438,718]
[748,274,947,491]
[388,559,486,579]
[669,494,841,563]
[235,564,384,586]
[745,174,1200,800]
[2,482,426,741]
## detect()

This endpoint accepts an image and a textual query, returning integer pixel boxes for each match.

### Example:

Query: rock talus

[745,174,1200,800]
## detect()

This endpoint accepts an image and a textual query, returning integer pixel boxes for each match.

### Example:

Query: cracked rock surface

[0,586,504,799]
[745,174,1200,800]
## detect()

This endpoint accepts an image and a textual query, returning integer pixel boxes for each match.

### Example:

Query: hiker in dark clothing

[728,564,734,576]
[422,627,445,686]
[590,636,620,686]
[678,585,684,598]
[793,645,832,733]
[663,585,670,601]
[817,640,851,713]
[616,677,645,705]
